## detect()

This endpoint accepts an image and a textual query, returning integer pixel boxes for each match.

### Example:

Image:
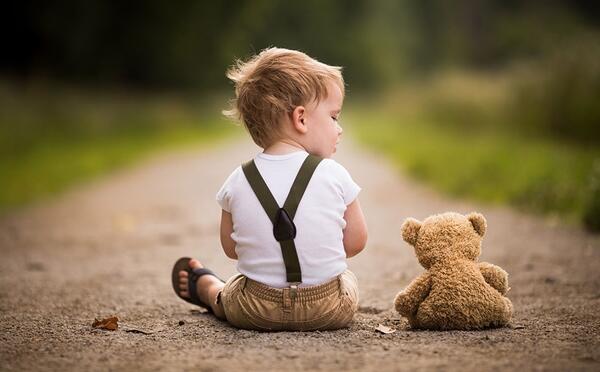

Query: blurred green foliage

[4,0,598,90]
[584,162,600,231]
[0,82,236,213]
[510,35,600,144]
[1,0,599,229]
[348,68,600,231]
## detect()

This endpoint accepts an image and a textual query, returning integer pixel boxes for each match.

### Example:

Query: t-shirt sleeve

[326,160,361,205]
[215,167,240,213]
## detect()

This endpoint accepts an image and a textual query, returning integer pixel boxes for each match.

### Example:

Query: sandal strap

[188,268,224,307]
[191,267,225,283]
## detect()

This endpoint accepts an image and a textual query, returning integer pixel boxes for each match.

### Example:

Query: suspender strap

[283,154,322,220]
[280,239,302,283]
[242,154,323,284]
[241,160,280,224]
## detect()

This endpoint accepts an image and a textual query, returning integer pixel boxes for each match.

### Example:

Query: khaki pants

[217,270,359,331]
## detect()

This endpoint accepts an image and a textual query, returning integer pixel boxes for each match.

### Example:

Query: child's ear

[401,218,422,246]
[291,106,308,134]
[467,212,487,237]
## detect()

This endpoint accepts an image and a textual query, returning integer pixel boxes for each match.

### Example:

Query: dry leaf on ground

[375,324,396,334]
[92,316,119,331]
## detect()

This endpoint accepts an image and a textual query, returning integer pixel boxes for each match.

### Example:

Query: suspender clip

[274,208,296,241]
[289,283,299,300]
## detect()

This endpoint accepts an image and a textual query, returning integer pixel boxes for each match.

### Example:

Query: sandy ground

[0,138,599,371]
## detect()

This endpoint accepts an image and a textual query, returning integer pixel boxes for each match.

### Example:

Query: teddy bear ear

[467,212,487,237]
[401,218,422,246]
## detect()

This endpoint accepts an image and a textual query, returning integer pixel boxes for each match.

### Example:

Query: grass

[346,71,600,229]
[0,81,238,214]
[2,72,598,230]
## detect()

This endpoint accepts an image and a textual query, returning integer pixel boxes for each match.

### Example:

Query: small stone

[178,320,185,326]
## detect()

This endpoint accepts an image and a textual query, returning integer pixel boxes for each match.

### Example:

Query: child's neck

[263,139,307,155]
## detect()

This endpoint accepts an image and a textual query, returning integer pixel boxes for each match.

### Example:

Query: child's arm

[220,210,238,260]
[343,198,368,258]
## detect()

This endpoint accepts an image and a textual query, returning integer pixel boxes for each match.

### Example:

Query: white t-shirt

[216,150,361,288]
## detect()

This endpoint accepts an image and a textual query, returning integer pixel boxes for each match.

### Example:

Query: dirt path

[1,138,599,371]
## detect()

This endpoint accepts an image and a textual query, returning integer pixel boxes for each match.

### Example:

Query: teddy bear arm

[394,273,432,316]
[478,262,509,295]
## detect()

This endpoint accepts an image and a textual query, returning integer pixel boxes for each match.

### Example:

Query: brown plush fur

[394,212,513,330]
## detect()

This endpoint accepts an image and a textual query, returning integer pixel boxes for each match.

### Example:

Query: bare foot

[178,259,226,317]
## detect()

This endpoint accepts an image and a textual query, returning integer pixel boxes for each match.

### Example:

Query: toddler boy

[172,47,368,331]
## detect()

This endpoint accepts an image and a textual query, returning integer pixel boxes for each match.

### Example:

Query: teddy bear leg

[414,303,440,330]
[502,297,514,322]
[490,296,513,328]
[394,292,413,317]
[406,314,420,329]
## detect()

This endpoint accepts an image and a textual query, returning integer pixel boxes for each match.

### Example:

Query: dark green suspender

[242,154,323,284]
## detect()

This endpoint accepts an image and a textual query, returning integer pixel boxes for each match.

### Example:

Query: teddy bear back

[421,261,510,329]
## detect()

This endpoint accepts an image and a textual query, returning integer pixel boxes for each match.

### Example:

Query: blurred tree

[1,0,598,90]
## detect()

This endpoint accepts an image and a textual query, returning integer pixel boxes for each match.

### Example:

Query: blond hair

[223,47,344,148]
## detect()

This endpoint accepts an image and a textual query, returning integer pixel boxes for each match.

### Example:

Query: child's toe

[189,259,203,269]
[179,270,188,278]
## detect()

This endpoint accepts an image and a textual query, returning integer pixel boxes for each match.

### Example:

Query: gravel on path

[1,138,599,371]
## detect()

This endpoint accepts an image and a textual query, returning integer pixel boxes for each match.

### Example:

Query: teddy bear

[394,212,513,330]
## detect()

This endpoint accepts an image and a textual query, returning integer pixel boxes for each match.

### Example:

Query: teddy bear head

[401,212,487,269]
